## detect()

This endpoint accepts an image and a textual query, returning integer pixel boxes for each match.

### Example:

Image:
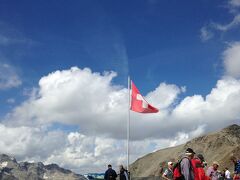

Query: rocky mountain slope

[0,154,86,180]
[130,124,240,177]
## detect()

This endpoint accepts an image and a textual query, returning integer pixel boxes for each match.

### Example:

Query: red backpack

[173,157,192,180]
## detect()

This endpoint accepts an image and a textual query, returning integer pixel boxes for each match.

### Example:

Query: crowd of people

[159,148,240,180]
[104,148,240,180]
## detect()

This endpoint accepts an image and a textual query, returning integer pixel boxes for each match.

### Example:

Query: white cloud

[223,42,240,78]
[212,14,240,32]
[230,0,240,7]
[146,83,184,109]
[172,77,240,131]
[2,57,240,173]
[4,65,240,140]
[4,67,185,140]
[0,63,22,90]
[200,27,214,42]
[0,124,66,160]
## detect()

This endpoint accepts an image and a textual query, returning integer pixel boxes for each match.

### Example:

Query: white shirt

[225,170,231,179]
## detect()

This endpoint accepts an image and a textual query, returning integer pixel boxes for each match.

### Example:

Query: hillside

[0,154,86,180]
[130,124,240,177]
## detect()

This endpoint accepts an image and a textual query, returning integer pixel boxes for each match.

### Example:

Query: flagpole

[127,76,130,173]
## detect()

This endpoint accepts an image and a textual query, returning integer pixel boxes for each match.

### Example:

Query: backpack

[173,157,192,180]
[235,160,240,174]
[107,169,116,180]
[173,160,184,180]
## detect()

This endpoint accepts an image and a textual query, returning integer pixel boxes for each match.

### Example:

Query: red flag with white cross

[130,81,159,113]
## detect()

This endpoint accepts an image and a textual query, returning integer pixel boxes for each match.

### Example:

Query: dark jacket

[120,168,129,180]
[104,168,117,180]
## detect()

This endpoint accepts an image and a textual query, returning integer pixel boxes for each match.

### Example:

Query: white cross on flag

[130,81,159,113]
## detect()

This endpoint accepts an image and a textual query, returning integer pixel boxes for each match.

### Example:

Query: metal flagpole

[127,76,131,173]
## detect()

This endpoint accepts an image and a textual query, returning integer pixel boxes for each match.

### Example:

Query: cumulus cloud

[2,54,240,173]
[223,42,240,78]
[4,65,240,141]
[0,63,22,90]
[4,67,185,140]
[0,124,66,161]
[0,123,119,173]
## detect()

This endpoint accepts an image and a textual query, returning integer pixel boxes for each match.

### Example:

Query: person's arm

[124,171,129,180]
[161,169,170,180]
[114,170,118,178]
[104,171,107,180]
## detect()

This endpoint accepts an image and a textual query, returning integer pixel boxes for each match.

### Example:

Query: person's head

[197,154,205,163]
[225,167,228,170]
[185,148,195,159]
[212,161,219,170]
[168,161,173,169]
[230,156,237,163]
[119,165,124,170]
[108,164,112,169]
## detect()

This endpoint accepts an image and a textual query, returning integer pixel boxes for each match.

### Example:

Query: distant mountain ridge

[0,154,86,180]
[130,124,240,177]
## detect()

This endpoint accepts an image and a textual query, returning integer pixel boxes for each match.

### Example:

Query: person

[104,164,117,180]
[206,161,219,180]
[180,148,195,180]
[162,161,173,180]
[191,154,207,180]
[225,167,231,180]
[230,156,240,180]
[158,161,167,177]
[119,165,129,180]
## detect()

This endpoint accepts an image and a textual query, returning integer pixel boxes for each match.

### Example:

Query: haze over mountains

[130,124,240,177]
[1,124,239,179]
[0,154,86,180]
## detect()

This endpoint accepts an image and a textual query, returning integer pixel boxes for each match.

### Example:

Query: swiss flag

[130,81,159,113]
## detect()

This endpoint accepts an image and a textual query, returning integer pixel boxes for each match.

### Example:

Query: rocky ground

[130,124,240,177]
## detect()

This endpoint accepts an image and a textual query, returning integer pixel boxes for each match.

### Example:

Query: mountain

[130,124,240,177]
[0,154,87,180]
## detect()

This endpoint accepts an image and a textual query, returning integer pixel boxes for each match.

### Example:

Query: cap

[168,161,173,166]
[212,161,219,166]
[185,148,196,154]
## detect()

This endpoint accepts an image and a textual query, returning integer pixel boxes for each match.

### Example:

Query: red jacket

[191,158,207,180]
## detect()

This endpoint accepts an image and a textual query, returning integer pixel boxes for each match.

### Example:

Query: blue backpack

[235,160,240,174]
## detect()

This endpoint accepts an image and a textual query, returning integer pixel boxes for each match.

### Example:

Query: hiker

[191,154,207,180]
[119,165,129,180]
[206,161,219,180]
[173,148,195,180]
[158,161,167,177]
[230,156,240,180]
[162,161,173,180]
[104,164,117,180]
[224,167,231,180]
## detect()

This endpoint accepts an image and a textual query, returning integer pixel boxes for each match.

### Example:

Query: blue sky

[1,0,240,173]
[0,0,227,93]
